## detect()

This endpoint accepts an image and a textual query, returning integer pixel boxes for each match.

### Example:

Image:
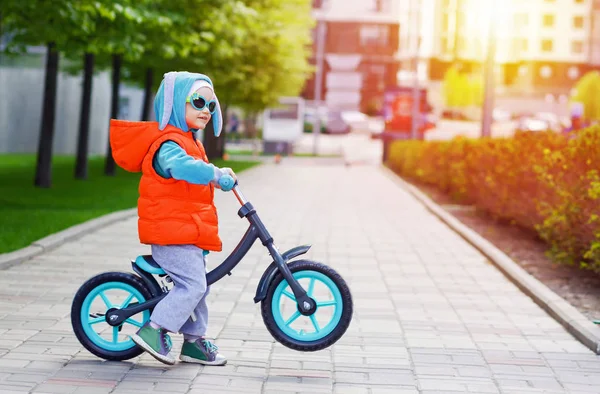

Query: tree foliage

[571,71,600,122]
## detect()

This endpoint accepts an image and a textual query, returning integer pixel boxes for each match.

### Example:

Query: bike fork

[267,243,317,315]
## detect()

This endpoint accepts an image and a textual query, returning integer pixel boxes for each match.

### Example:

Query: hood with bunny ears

[153,71,223,136]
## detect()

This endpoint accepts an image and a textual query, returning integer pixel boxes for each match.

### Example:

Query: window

[370,0,392,12]
[572,40,584,53]
[514,13,529,28]
[360,25,389,47]
[441,37,449,53]
[543,14,555,27]
[366,64,386,77]
[540,65,553,79]
[573,16,584,28]
[513,38,528,54]
[442,15,449,32]
[541,39,554,52]
[520,39,529,52]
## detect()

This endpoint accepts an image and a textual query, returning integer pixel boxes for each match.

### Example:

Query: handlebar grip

[218,175,235,191]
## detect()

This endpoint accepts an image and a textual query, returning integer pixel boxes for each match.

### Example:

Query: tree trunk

[104,54,122,176]
[140,67,153,121]
[203,105,229,160]
[75,52,95,180]
[244,112,258,138]
[203,121,219,160]
[34,42,59,188]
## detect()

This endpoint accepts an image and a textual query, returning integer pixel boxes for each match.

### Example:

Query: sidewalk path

[0,162,599,394]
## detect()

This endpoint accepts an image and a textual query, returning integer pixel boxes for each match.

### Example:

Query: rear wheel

[261,260,353,351]
[71,272,152,361]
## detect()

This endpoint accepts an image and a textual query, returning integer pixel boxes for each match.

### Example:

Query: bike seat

[134,255,166,276]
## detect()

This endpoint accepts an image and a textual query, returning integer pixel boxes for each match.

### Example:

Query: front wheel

[261,260,353,351]
[71,272,153,361]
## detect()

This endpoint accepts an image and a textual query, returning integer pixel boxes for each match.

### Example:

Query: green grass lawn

[0,154,260,254]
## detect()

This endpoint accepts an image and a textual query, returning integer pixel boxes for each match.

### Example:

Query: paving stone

[153,382,190,392]
[0,384,37,393]
[1,163,599,393]
[5,373,50,384]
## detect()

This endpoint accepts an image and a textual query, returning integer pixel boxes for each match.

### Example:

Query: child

[109,71,235,366]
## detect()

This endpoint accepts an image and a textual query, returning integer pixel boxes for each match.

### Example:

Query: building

[399,0,600,93]
[302,0,401,114]
[592,0,600,65]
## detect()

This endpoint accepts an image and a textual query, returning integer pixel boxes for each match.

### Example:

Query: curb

[381,165,600,355]
[0,208,137,270]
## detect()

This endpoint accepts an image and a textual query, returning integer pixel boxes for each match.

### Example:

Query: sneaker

[131,322,175,365]
[179,338,227,366]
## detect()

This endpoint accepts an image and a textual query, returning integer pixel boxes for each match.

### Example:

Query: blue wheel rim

[80,281,150,352]
[271,270,343,342]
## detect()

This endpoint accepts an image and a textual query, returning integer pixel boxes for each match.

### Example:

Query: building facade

[302,0,401,113]
[592,0,600,65]
[398,0,600,93]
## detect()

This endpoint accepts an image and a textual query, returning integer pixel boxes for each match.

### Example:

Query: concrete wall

[0,52,147,155]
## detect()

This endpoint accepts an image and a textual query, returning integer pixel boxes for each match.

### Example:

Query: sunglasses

[186,93,217,113]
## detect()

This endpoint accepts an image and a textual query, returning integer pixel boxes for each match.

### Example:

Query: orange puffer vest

[109,119,222,251]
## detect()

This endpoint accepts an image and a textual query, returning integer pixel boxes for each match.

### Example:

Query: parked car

[516,112,562,132]
[303,107,327,133]
[303,108,352,134]
[493,108,513,122]
[340,110,369,131]
[441,109,470,120]
[324,110,351,134]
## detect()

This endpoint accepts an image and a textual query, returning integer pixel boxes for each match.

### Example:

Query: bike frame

[105,184,316,327]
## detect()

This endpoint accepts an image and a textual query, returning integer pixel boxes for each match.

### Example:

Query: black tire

[261,260,353,351]
[71,272,153,361]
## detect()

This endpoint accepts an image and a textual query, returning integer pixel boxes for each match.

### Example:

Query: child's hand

[212,167,237,191]
[219,167,237,182]
[218,175,236,191]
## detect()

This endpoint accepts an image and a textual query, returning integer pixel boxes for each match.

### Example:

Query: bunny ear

[159,72,178,130]
[212,94,223,137]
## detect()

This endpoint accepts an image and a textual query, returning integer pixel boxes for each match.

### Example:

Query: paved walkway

[1,162,599,394]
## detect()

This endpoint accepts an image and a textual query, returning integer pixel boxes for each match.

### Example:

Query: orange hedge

[386,127,600,273]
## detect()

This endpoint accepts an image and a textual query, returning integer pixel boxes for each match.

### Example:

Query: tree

[0,0,97,187]
[571,71,600,122]
[75,52,95,179]
[203,0,314,158]
[3,0,315,177]
[218,0,313,112]
[121,0,313,159]
[442,65,484,110]
[70,1,163,178]
[468,73,484,107]
[443,65,462,108]
[119,1,200,121]
[88,1,172,176]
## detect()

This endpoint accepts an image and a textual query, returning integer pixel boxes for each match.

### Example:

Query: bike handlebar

[218,175,247,206]
[218,174,235,191]
[232,182,248,206]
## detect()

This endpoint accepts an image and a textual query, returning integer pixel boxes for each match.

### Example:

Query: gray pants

[149,244,209,339]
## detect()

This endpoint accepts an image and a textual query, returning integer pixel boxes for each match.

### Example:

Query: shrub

[386,126,600,272]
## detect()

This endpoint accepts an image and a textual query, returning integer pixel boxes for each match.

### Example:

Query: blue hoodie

[151,72,224,184]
